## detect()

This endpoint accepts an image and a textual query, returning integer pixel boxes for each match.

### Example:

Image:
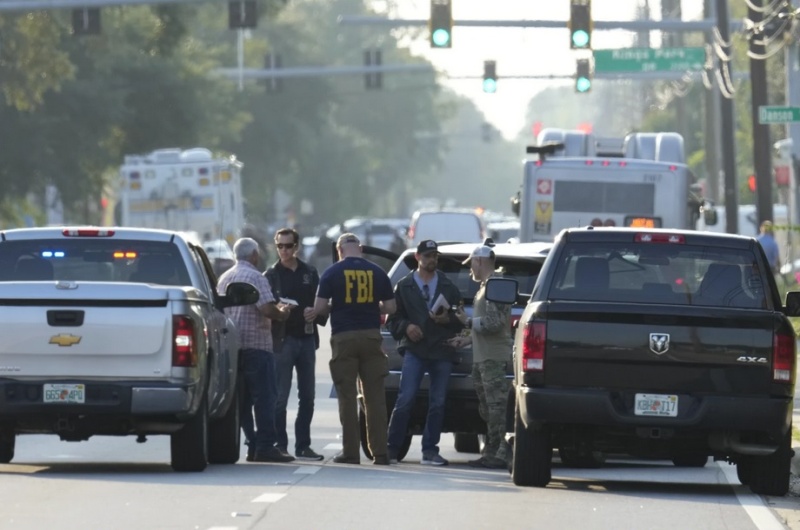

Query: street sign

[758,106,800,125]
[593,47,705,73]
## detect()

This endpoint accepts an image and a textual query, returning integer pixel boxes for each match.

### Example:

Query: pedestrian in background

[265,228,326,461]
[217,237,295,463]
[452,242,512,469]
[386,240,464,466]
[314,233,396,465]
[756,220,780,276]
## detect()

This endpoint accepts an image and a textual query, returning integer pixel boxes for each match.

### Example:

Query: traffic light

[483,60,497,94]
[228,0,257,29]
[72,8,100,36]
[569,0,592,49]
[748,174,757,192]
[429,0,452,49]
[575,59,592,93]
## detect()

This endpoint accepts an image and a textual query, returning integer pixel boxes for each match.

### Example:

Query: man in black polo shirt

[265,228,326,461]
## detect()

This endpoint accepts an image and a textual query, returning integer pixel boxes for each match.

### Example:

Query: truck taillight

[773,333,795,383]
[173,316,197,367]
[522,321,546,372]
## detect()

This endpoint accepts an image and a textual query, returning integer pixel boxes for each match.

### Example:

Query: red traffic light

[747,175,756,192]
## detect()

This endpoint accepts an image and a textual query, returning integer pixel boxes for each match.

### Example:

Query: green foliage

[0,0,448,229]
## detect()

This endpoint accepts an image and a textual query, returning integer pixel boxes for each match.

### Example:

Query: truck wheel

[558,447,605,468]
[736,456,753,485]
[748,429,791,496]
[511,403,551,487]
[0,428,15,463]
[454,433,481,453]
[208,388,240,464]
[671,454,708,468]
[171,396,209,472]
[359,407,412,461]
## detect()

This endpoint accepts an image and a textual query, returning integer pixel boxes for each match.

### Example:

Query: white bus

[517,142,715,242]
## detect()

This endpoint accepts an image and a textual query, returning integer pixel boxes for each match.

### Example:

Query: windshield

[0,239,191,286]
[548,242,767,308]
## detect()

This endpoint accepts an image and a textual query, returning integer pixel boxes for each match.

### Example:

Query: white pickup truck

[0,227,257,471]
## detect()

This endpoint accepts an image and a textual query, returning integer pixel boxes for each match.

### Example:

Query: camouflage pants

[472,359,510,460]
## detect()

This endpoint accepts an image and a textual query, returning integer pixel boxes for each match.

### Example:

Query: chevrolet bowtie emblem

[49,334,82,347]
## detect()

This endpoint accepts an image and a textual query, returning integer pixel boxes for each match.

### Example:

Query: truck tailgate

[0,283,187,379]
[542,301,777,395]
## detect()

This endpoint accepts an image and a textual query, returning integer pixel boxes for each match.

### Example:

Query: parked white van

[406,209,485,248]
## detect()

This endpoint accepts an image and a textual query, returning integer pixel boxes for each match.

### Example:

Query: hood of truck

[536,301,788,396]
[0,282,205,379]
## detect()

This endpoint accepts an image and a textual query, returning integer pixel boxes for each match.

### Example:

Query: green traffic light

[432,28,451,47]
[572,30,590,48]
[575,77,591,93]
[483,78,497,93]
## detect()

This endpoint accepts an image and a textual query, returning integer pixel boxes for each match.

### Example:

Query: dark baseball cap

[416,240,438,255]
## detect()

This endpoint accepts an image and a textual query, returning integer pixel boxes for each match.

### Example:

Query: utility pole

[717,0,739,234]
[703,0,722,203]
[749,0,774,226]
[788,1,800,226]
[662,0,688,145]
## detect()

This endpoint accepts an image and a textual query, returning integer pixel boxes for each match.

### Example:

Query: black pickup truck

[501,227,798,496]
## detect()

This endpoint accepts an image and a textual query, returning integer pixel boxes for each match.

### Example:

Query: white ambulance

[117,148,245,245]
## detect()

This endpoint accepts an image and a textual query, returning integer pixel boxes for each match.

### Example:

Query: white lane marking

[717,462,786,530]
[323,443,342,450]
[209,527,238,530]
[294,466,321,475]
[252,493,287,503]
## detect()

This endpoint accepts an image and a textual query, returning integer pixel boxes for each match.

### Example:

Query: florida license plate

[634,393,678,417]
[43,384,85,404]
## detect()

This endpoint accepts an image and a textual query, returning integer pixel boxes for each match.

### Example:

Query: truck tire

[0,428,15,463]
[454,433,481,454]
[558,447,606,468]
[511,403,551,487]
[736,456,753,485]
[171,396,209,472]
[208,388,240,464]
[359,407,411,461]
[748,429,791,496]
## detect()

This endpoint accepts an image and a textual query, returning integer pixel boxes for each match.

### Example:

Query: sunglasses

[276,243,296,250]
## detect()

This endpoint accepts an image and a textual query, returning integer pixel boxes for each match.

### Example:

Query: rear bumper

[0,379,195,418]
[518,386,793,438]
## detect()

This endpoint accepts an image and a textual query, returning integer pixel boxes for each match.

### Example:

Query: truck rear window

[548,242,767,308]
[0,239,191,286]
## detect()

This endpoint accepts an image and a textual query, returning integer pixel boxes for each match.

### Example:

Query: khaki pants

[329,329,388,460]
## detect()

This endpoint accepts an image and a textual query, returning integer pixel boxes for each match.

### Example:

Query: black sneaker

[468,456,506,469]
[253,447,296,463]
[296,448,324,461]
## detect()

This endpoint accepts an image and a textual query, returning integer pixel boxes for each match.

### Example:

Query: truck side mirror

[485,277,518,304]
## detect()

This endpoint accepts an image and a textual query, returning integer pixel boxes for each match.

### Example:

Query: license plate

[43,384,85,404]
[634,393,677,417]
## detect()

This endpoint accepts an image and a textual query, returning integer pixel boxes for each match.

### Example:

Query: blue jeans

[387,351,453,456]
[240,348,278,453]
[275,335,317,452]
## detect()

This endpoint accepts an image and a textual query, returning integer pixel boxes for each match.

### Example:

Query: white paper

[430,293,450,315]
[279,297,299,306]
